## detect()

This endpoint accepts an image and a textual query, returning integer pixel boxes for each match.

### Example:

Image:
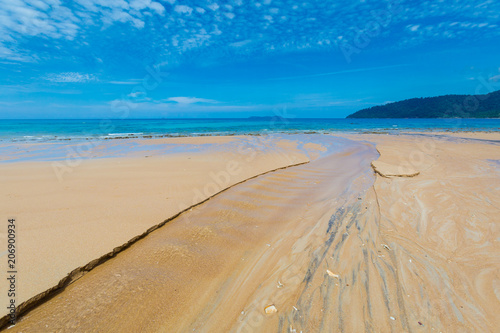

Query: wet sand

[2,133,500,332]
[344,132,500,331]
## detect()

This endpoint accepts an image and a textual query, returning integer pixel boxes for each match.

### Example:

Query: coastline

[1,118,499,145]
[1,132,499,331]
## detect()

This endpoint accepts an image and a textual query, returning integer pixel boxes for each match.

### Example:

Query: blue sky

[1,0,500,118]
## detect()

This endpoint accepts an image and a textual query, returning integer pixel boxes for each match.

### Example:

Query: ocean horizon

[1,118,499,143]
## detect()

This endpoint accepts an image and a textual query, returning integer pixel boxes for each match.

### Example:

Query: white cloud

[166,97,218,104]
[489,75,500,82]
[211,25,222,35]
[45,72,98,83]
[207,3,219,11]
[101,8,145,28]
[132,18,145,28]
[407,24,420,32]
[24,0,51,10]
[2,0,500,66]
[128,91,145,97]
[174,5,193,15]
[149,2,165,15]
[0,0,176,48]
[230,39,252,47]
[0,43,34,62]
[130,0,152,11]
[109,80,140,85]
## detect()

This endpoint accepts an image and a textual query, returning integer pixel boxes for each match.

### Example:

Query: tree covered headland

[347,90,500,118]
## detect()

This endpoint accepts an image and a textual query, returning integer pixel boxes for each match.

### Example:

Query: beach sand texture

[1,133,499,332]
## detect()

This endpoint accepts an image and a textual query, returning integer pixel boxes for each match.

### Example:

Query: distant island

[347,90,500,118]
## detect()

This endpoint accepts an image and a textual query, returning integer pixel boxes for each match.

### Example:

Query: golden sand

[2,133,499,332]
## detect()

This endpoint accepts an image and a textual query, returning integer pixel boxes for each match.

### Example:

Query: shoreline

[1,130,498,164]
[1,119,498,146]
[3,127,500,141]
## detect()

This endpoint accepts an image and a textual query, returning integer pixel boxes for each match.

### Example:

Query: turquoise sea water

[0,118,499,142]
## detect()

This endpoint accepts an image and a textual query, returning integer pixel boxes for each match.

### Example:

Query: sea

[1,118,499,142]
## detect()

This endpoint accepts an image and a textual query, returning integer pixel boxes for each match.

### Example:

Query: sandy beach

[3,0,500,330]
[1,133,499,332]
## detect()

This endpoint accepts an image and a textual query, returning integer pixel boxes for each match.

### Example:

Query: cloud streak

[166,97,219,104]
[45,72,98,83]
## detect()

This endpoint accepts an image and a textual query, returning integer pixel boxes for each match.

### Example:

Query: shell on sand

[264,305,278,314]
[326,269,340,278]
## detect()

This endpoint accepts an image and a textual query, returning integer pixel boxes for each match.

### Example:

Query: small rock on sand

[265,305,278,314]
[326,270,339,278]
[371,160,419,178]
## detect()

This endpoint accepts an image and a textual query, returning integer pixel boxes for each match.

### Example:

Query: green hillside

[347,90,500,118]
